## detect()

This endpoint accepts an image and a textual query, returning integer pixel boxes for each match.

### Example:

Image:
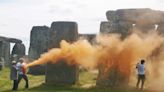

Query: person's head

[18,58,24,63]
[11,61,16,65]
[141,59,145,64]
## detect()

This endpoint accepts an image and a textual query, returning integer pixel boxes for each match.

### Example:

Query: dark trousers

[18,74,29,89]
[12,80,18,90]
[136,74,145,89]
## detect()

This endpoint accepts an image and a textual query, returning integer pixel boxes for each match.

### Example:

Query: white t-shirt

[16,62,23,75]
[137,64,145,75]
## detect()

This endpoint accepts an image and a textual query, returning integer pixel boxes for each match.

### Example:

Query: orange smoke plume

[96,32,164,86]
[26,39,97,69]
[26,31,164,90]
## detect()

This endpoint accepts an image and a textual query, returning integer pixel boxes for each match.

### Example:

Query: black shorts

[138,75,145,80]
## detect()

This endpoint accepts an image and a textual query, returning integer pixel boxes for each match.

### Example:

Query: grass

[0,68,152,92]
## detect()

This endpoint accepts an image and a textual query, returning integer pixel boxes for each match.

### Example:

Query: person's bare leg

[141,78,145,90]
[136,75,140,88]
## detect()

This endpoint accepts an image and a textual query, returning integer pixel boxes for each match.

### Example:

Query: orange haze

[26,31,164,90]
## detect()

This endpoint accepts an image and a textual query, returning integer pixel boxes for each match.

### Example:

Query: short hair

[12,61,16,64]
[141,59,145,64]
[19,58,24,62]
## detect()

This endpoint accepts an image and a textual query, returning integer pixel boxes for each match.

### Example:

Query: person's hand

[136,63,139,68]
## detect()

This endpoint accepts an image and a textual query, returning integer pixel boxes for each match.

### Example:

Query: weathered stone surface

[96,65,128,87]
[100,21,133,37]
[102,8,164,38]
[46,21,79,85]
[79,34,96,44]
[0,36,22,43]
[0,37,7,41]
[8,38,22,43]
[106,8,164,24]
[11,43,25,59]
[28,26,50,75]
[133,24,155,32]
[49,21,78,48]
[100,22,111,33]
[0,57,4,70]
[0,41,10,66]
[0,36,22,67]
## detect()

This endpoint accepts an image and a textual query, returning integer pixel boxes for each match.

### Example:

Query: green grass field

[0,68,151,92]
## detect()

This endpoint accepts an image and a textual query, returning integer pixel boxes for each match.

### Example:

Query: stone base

[45,61,78,85]
[96,67,129,87]
[28,65,45,75]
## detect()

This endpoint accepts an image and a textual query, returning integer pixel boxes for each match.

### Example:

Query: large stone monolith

[11,43,25,63]
[100,21,133,38]
[96,63,129,87]
[0,36,23,67]
[0,41,10,66]
[28,26,50,75]
[97,8,164,87]
[11,43,25,57]
[46,21,79,85]
[106,8,164,24]
[100,22,112,33]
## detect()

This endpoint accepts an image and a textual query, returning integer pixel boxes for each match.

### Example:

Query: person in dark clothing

[17,58,29,89]
[10,60,18,91]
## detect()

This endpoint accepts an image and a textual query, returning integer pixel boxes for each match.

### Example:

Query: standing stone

[11,43,25,60]
[0,57,4,70]
[100,22,112,33]
[0,36,22,67]
[96,64,129,87]
[0,41,10,66]
[11,43,25,57]
[46,21,79,85]
[100,21,133,38]
[28,26,50,75]
[3,41,10,66]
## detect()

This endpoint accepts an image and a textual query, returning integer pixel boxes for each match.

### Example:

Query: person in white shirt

[16,58,29,89]
[136,59,145,90]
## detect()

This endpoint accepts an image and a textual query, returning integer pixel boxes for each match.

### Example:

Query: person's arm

[136,63,139,69]
[13,65,18,70]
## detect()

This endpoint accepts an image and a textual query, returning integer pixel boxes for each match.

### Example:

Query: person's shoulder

[16,62,21,66]
[137,63,143,67]
[141,64,145,66]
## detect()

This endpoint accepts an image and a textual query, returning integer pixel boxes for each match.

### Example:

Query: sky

[0,0,164,54]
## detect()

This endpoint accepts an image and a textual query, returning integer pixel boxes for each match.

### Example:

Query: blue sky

[0,0,164,54]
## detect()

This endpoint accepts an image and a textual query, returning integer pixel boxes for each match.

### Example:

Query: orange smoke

[26,31,164,90]
[26,31,164,74]
[96,32,164,86]
[26,39,98,69]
